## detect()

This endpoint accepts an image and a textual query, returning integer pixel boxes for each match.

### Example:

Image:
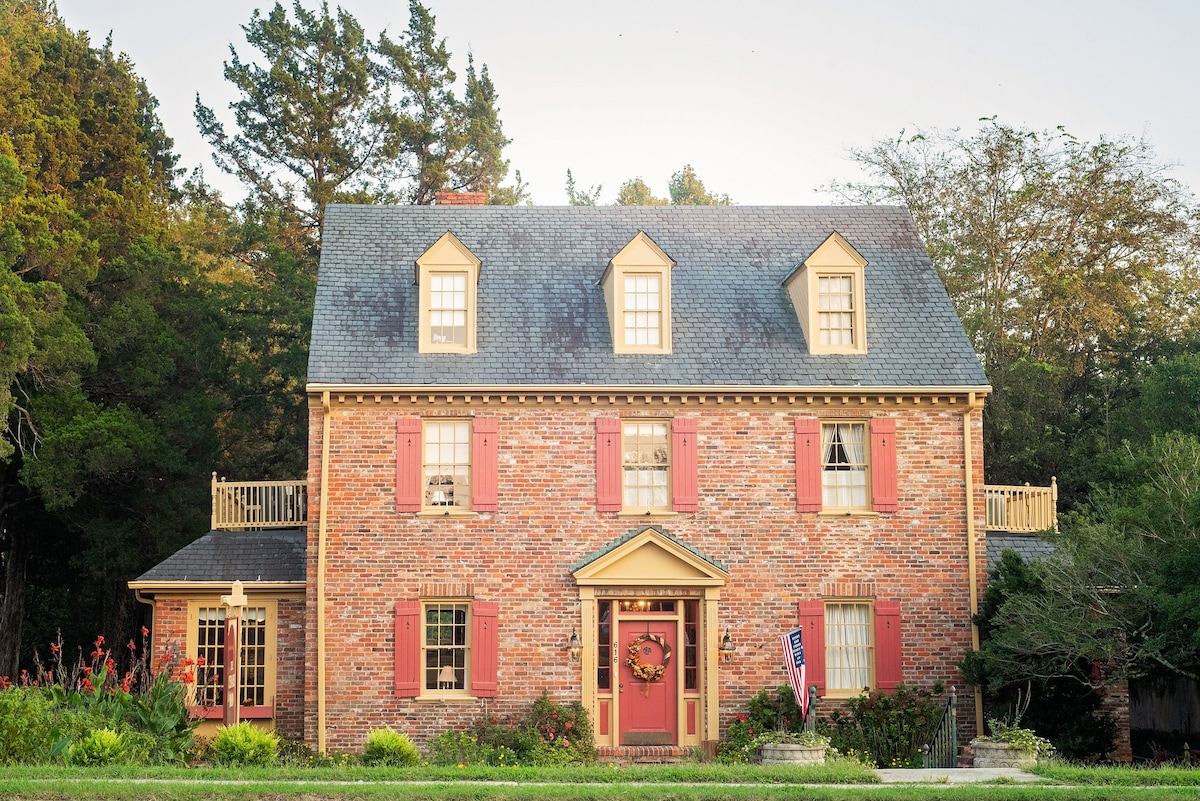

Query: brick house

[133,200,1033,757]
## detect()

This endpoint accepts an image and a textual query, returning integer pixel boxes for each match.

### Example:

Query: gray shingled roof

[571,525,728,574]
[310,205,989,388]
[986,534,1057,571]
[132,529,306,584]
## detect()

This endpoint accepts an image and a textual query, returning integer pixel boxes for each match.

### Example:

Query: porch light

[719,630,736,663]
[566,628,582,662]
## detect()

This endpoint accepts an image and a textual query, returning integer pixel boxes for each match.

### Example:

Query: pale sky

[55,0,1200,206]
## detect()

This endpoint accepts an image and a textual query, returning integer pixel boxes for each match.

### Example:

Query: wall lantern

[566,628,582,662]
[719,630,736,664]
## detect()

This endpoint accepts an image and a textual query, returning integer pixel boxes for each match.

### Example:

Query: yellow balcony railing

[984,477,1057,533]
[212,473,308,530]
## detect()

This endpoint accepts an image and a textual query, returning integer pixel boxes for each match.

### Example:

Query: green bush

[819,684,945,768]
[212,722,279,766]
[717,686,805,764]
[428,730,485,766]
[67,728,126,766]
[362,728,420,767]
[0,688,54,764]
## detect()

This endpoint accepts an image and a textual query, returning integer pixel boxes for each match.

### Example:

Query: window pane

[822,422,868,509]
[424,602,469,691]
[622,421,670,510]
[817,275,855,346]
[623,274,662,346]
[826,602,872,691]
[423,421,472,509]
[429,273,468,345]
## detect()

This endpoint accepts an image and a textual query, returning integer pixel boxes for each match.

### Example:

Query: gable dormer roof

[310,205,988,389]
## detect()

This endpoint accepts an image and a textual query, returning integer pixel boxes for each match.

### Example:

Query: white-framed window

[623,273,662,347]
[622,420,670,511]
[817,274,856,347]
[423,601,470,695]
[825,601,873,694]
[821,421,869,510]
[428,272,468,346]
[423,420,471,510]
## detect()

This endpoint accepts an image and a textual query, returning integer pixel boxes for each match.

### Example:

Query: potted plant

[752,729,832,766]
[971,719,1054,768]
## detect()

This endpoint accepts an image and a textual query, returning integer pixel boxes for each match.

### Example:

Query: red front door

[618,619,677,745]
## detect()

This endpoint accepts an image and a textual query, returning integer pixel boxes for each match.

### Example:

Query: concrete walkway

[876,768,1042,784]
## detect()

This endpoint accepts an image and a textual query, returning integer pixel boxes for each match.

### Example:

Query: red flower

[0,676,9,689]
[197,656,206,666]
[737,713,747,721]
[50,643,59,654]
[128,639,136,651]
[141,626,149,637]
[81,678,94,692]
[95,635,105,647]
[182,671,195,683]
[83,666,92,676]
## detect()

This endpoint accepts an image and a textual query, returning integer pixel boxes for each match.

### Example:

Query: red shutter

[596,418,622,512]
[471,600,498,698]
[472,418,499,512]
[795,417,822,512]
[871,417,898,512]
[394,600,421,697]
[396,418,423,513]
[671,417,698,512]
[797,600,826,695]
[874,600,902,692]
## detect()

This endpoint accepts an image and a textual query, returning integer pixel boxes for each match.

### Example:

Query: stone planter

[971,739,1037,768]
[758,743,827,765]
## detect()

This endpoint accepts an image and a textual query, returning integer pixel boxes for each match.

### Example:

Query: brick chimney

[434,191,487,206]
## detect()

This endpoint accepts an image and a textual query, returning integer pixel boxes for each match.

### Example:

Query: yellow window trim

[601,232,676,354]
[784,232,868,355]
[417,231,481,354]
[184,598,278,710]
[823,598,876,695]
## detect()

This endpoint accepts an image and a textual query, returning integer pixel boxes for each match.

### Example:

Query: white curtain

[825,603,871,691]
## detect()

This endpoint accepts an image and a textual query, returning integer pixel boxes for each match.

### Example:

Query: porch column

[221,580,247,727]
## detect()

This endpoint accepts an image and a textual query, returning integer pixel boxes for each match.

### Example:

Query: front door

[618,618,677,745]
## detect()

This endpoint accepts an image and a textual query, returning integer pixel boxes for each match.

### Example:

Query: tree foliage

[196,0,518,234]
[830,120,1200,488]
[0,0,220,677]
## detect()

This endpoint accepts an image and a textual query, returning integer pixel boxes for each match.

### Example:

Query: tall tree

[195,1,399,238]
[615,178,668,206]
[830,121,1200,488]
[564,169,602,206]
[0,0,219,675]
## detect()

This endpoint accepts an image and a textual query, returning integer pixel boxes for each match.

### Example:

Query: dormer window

[784,232,868,355]
[601,232,676,354]
[416,232,480,353]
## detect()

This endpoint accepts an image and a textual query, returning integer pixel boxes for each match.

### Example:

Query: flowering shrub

[717,686,806,764]
[0,630,199,765]
[431,692,596,767]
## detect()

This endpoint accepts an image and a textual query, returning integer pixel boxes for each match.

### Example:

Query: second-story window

[623,420,670,511]
[423,420,471,510]
[817,274,856,347]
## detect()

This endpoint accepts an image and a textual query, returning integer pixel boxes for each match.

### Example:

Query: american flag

[780,627,808,719]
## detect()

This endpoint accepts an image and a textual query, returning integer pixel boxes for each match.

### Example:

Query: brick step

[596,745,693,765]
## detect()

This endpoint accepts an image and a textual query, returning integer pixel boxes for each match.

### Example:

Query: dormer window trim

[784,232,868,355]
[600,231,677,354]
[416,231,481,354]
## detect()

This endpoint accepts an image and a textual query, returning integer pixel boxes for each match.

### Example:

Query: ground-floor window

[188,601,275,710]
[824,601,873,693]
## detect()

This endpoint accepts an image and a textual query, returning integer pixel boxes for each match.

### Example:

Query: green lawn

[3,763,1200,801]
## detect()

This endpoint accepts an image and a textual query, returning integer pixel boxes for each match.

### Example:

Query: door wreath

[625,634,672,682]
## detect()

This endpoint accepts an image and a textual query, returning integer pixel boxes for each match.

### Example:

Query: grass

[2,761,1200,800]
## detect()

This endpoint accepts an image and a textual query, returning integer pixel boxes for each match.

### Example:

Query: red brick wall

[306,399,985,752]
[147,595,306,741]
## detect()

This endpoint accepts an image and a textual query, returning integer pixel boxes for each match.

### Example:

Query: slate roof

[985,534,1056,571]
[131,528,306,584]
[310,205,989,389]
[570,525,729,575]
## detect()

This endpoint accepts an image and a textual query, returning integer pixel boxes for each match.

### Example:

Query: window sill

[817,510,879,519]
[415,696,479,705]
[823,689,873,700]
[416,510,479,519]
[616,510,679,519]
